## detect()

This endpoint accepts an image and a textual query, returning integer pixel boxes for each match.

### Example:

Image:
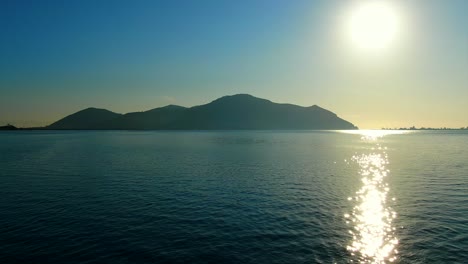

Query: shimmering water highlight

[347,147,397,263]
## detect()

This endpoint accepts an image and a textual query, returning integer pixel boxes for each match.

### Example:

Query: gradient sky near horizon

[1,0,467,128]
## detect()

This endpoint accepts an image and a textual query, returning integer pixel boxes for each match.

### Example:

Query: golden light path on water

[339,130,410,263]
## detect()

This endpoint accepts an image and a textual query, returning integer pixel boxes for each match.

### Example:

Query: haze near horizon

[1,0,467,129]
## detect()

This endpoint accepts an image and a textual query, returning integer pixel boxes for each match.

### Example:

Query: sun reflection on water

[339,129,411,140]
[344,130,400,263]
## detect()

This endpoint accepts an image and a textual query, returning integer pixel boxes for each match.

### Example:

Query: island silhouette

[46,94,357,130]
[4,94,358,130]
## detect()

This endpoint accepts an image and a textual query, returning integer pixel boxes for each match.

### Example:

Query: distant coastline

[382,126,468,131]
[0,124,18,130]
[3,95,467,132]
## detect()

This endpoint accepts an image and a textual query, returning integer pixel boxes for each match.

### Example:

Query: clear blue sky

[1,0,467,128]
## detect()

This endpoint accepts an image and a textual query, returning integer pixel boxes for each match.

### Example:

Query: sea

[0,130,467,263]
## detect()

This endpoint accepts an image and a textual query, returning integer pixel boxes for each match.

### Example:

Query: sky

[1,0,467,129]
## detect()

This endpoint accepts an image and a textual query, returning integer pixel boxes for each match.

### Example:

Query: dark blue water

[0,130,467,263]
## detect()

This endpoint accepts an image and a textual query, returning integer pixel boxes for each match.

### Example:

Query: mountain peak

[47,108,121,129]
[80,107,116,113]
[160,104,186,110]
[145,104,186,113]
[210,94,270,104]
[217,94,261,100]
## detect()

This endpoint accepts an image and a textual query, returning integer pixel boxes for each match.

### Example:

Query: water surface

[0,130,467,263]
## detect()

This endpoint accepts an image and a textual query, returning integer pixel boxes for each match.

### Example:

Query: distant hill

[47,108,122,129]
[46,94,357,130]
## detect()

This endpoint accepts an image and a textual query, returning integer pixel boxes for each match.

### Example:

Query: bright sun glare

[347,1,400,52]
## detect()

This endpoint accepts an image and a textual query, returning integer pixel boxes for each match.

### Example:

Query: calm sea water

[0,130,467,263]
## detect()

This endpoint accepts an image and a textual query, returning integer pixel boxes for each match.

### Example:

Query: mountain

[45,94,357,130]
[47,108,122,129]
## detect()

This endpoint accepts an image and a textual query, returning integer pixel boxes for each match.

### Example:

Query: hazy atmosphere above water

[1,0,467,128]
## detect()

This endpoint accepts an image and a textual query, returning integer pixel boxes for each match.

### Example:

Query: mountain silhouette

[48,107,122,129]
[46,94,357,130]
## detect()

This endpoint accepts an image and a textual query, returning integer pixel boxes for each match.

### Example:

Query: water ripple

[1,131,467,263]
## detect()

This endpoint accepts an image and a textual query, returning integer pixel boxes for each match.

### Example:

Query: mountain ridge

[45,94,358,130]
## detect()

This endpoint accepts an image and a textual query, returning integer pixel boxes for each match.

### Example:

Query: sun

[347,1,400,52]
